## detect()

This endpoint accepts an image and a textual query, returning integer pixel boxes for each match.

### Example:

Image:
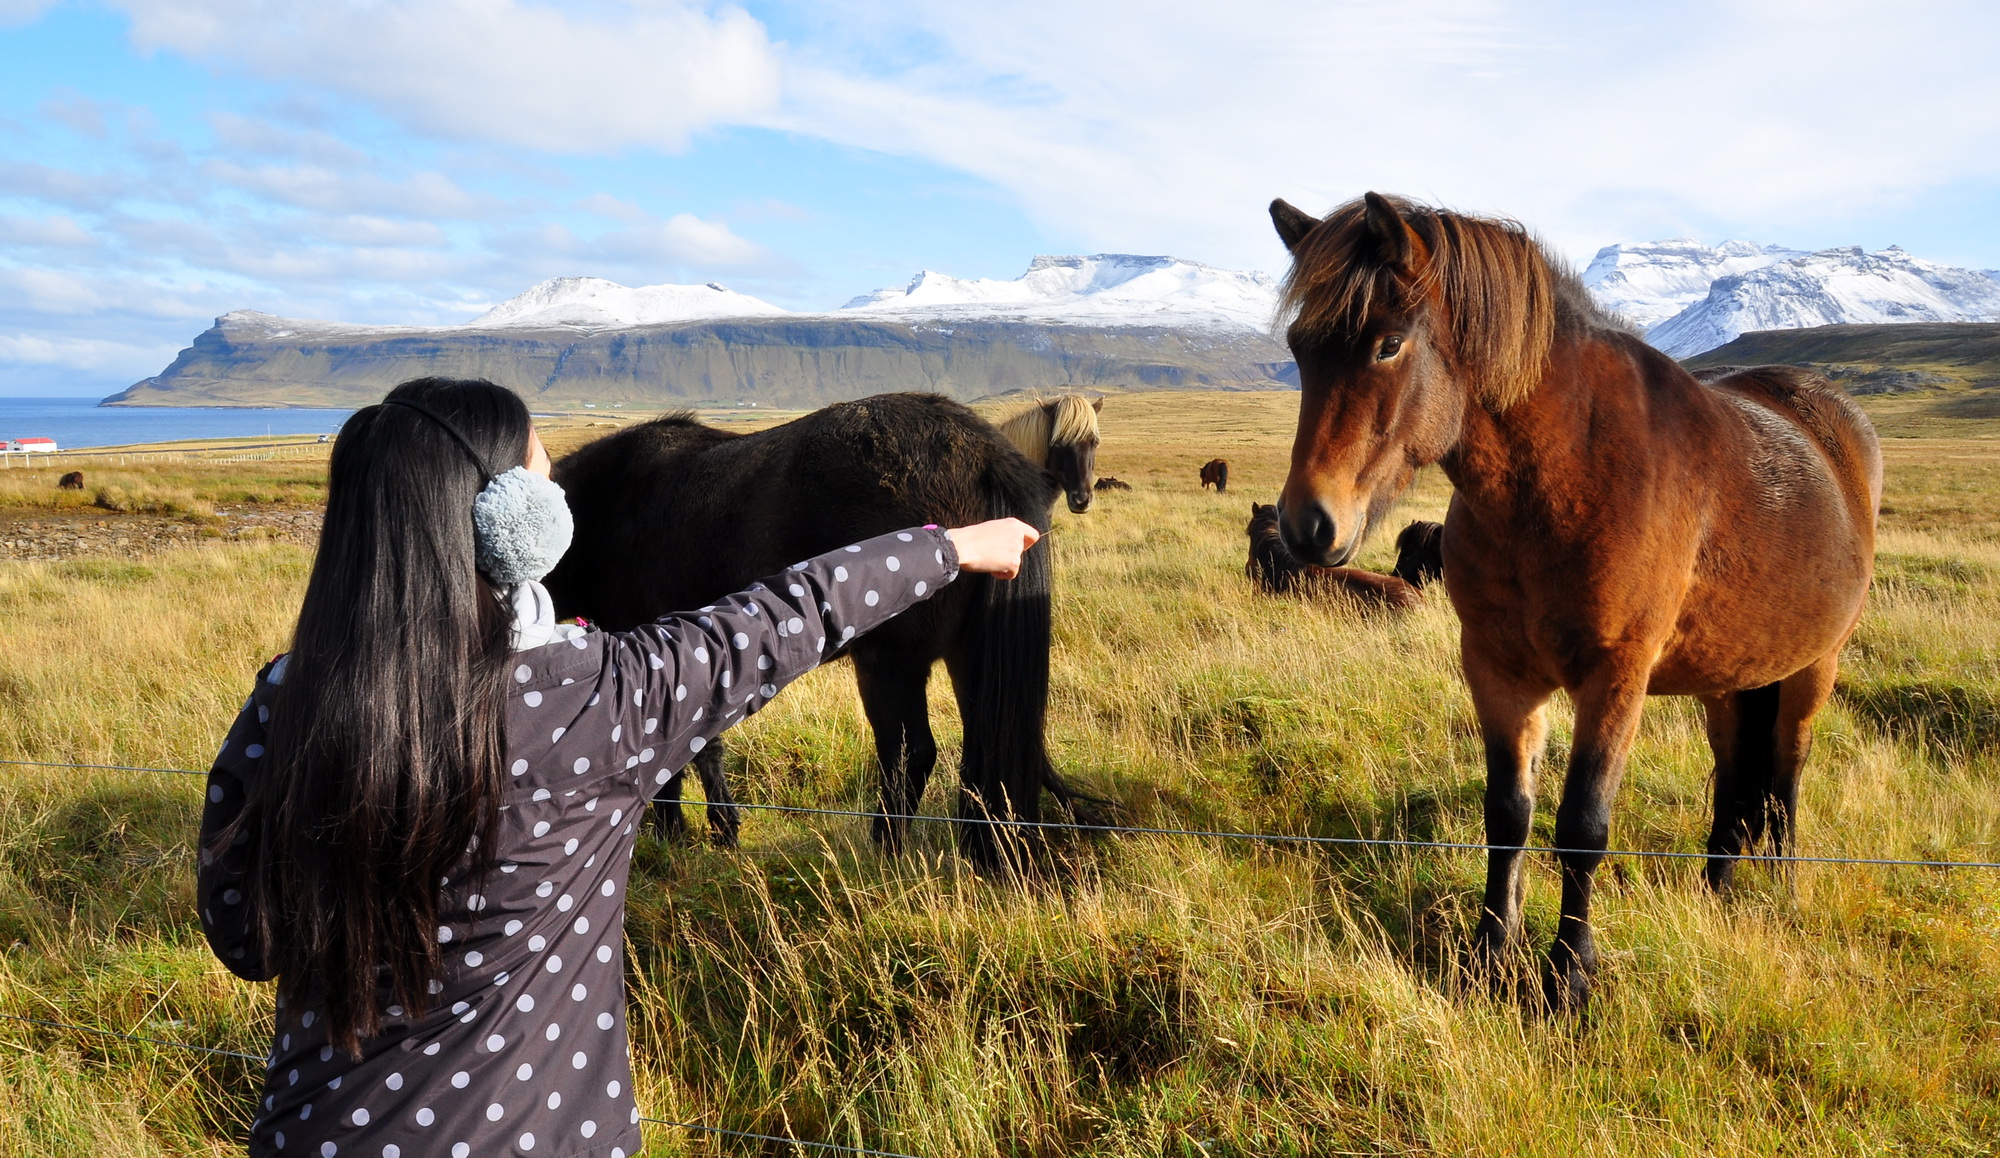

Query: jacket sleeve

[609,526,960,761]
[198,660,281,982]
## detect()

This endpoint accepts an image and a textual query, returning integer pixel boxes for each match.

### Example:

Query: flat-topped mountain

[108,257,1293,408]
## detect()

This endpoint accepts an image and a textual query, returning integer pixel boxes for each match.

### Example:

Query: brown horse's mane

[1278,195,1622,410]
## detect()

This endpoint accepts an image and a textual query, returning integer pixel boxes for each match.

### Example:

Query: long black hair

[239,377,530,1055]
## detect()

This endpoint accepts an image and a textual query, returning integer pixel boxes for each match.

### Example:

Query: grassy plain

[1,390,1998,1155]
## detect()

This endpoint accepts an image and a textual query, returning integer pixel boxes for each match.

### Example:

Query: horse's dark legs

[1464,662,1552,978]
[854,655,935,853]
[1706,654,1838,889]
[1773,654,1839,855]
[649,766,689,842]
[1546,676,1647,1012]
[690,744,738,846]
[648,745,734,846]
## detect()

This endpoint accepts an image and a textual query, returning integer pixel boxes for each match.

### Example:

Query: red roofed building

[2,437,59,452]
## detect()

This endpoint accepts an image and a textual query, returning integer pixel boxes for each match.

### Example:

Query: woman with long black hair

[197,377,1037,1158]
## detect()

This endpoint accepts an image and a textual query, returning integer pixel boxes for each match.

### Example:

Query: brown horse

[1093,476,1132,492]
[1246,503,1418,611]
[1392,520,1445,588]
[1200,458,1229,492]
[1269,193,1880,1008]
[57,471,84,490]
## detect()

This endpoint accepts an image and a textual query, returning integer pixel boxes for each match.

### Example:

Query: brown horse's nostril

[1282,502,1336,560]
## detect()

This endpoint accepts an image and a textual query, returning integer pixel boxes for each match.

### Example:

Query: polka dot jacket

[198,527,960,1158]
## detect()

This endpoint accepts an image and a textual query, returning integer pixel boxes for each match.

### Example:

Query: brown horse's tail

[1705,680,1783,889]
[955,456,1059,871]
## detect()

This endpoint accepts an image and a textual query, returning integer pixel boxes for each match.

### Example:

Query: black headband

[380,397,494,483]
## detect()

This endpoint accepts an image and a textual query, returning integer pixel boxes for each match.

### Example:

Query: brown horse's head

[1270,193,1555,564]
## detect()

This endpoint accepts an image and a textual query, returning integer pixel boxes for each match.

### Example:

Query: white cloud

[202,160,497,218]
[119,0,784,152]
[0,0,53,28]
[765,0,2000,267]
[0,331,182,372]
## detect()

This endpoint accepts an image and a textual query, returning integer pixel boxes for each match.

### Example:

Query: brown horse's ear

[1269,199,1320,252]
[1363,192,1414,269]
[1090,395,1103,413]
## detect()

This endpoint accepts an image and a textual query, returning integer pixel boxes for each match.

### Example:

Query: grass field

[1,390,1997,1155]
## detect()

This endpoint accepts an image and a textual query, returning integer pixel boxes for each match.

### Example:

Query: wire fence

[6,756,1999,871]
[5,751,1999,1157]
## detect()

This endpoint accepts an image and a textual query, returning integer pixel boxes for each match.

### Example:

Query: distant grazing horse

[1245,503,1418,611]
[1268,192,1879,1008]
[545,392,1072,870]
[1200,459,1229,492]
[57,471,84,490]
[994,393,1101,514]
[1093,477,1132,492]
[1393,520,1444,588]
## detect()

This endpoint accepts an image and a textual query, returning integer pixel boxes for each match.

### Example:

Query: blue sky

[4,0,1999,396]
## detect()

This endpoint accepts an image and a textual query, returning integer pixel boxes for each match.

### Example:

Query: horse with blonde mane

[1268,192,1880,1009]
[994,393,1102,514]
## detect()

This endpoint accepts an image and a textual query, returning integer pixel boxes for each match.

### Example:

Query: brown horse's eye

[1377,335,1404,360]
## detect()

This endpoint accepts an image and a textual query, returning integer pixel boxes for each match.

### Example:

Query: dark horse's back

[546,393,1061,867]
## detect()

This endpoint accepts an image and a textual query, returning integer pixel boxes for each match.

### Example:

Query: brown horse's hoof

[1542,940,1597,1014]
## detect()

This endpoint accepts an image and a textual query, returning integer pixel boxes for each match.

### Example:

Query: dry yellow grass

[1,390,1997,1156]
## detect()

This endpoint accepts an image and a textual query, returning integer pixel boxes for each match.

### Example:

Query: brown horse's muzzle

[1278,495,1363,567]
[1067,489,1093,514]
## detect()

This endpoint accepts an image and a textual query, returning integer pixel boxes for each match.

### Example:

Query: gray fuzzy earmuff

[472,466,574,586]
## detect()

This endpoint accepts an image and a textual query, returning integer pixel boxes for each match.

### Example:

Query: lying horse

[1269,192,1879,1008]
[1093,477,1132,492]
[1392,520,1444,588]
[546,392,1074,870]
[1245,503,1418,611]
[1199,458,1229,492]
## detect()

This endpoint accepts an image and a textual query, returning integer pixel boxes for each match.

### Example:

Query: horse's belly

[1646,557,1868,695]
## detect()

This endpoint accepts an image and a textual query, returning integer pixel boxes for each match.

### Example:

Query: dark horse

[57,471,84,490]
[546,392,1078,869]
[1245,503,1418,611]
[1200,458,1229,492]
[1392,520,1444,588]
[1269,193,1880,1008]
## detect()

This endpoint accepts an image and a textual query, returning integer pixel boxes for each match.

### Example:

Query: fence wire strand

[6,757,1998,870]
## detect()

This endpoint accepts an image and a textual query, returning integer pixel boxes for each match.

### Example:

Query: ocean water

[0,397,354,451]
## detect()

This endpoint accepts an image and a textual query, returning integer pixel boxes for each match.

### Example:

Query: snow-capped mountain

[1643,246,2000,357]
[1582,240,1803,329]
[467,276,786,329]
[839,254,1279,332]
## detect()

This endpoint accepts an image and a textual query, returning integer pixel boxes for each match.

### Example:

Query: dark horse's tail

[956,453,1101,870]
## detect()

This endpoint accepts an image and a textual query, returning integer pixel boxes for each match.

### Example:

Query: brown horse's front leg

[1464,651,1553,982]
[1547,676,1647,1012]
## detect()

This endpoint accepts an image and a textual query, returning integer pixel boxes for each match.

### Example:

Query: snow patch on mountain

[1645,246,2000,357]
[468,276,787,330]
[838,255,1279,332]
[1583,239,1803,329]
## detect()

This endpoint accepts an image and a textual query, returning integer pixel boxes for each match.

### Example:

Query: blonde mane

[996,393,1099,462]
